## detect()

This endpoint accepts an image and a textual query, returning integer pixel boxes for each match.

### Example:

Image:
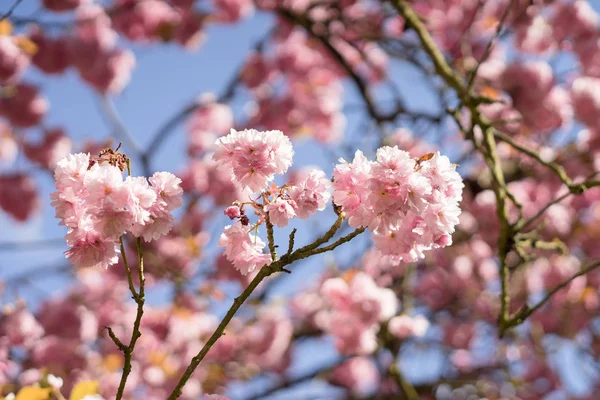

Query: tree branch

[265,212,278,261]
[166,217,365,399]
[244,357,346,400]
[502,260,600,334]
[0,0,25,22]
[389,0,514,336]
[111,237,146,400]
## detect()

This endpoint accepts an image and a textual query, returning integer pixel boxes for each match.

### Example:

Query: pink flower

[329,357,380,396]
[203,395,230,400]
[288,168,331,218]
[1,308,44,348]
[79,49,136,94]
[84,163,128,207]
[213,128,294,192]
[218,221,272,275]
[241,52,276,89]
[551,0,598,42]
[187,100,233,154]
[0,36,30,84]
[388,314,430,339]
[53,152,90,193]
[332,150,373,228]
[0,130,17,165]
[0,174,40,221]
[21,128,72,169]
[0,83,48,128]
[112,0,180,42]
[224,205,241,219]
[264,197,297,227]
[69,5,117,71]
[149,171,183,211]
[571,76,600,130]
[130,206,174,242]
[515,15,556,54]
[42,0,87,12]
[317,273,398,355]
[213,0,254,23]
[122,176,157,225]
[174,10,206,49]
[333,148,462,261]
[64,225,119,269]
[29,27,70,74]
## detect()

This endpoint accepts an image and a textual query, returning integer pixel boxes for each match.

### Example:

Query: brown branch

[111,237,146,400]
[278,8,441,126]
[392,0,600,336]
[467,0,515,89]
[389,0,513,337]
[0,0,25,22]
[166,217,365,399]
[244,357,346,400]
[265,212,278,261]
[387,362,418,400]
[502,260,600,333]
[278,9,384,122]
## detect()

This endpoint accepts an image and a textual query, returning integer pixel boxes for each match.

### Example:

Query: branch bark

[166,216,364,399]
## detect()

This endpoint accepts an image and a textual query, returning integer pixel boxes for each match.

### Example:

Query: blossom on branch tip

[213,128,294,192]
[333,147,463,262]
[51,151,183,268]
[288,168,331,219]
[218,221,272,275]
[264,197,297,227]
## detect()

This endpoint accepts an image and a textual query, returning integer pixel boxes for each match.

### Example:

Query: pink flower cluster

[215,128,335,274]
[218,166,331,274]
[315,272,398,355]
[333,148,463,262]
[51,152,183,268]
[0,36,30,84]
[213,128,294,192]
[217,221,272,276]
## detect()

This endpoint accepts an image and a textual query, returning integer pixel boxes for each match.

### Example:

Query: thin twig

[390,0,514,336]
[166,217,365,399]
[0,0,26,22]
[501,260,600,334]
[388,361,419,400]
[112,237,146,400]
[244,357,346,400]
[467,0,515,89]
[265,212,278,261]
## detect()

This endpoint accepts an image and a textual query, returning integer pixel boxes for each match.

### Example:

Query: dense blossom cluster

[215,129,461,274]
[333,148,463,261]
[5,0,600,399]
[215,129,332,274]
[315,272,398,355]
[213,128,294,193]
[51,151,183,268]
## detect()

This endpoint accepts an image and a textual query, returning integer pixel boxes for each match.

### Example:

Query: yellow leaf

[15,37,38,56]
[101,353,123,373]
[68,381,99,400]
[14,386,52,400]
[0,20,13,36]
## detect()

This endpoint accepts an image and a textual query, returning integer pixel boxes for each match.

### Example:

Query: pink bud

[224,205,241,219]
